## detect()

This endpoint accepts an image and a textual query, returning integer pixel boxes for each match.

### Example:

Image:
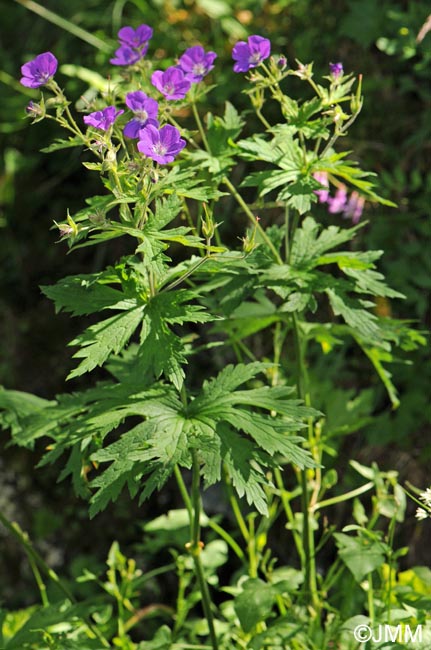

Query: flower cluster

[110,24,153,66]
[151,45,217,100]
[18,32,347,174]
[313,172,365,223]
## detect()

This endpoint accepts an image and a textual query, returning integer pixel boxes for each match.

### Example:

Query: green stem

[222,176,282,263]
[247,515,258,578]
[28,552,49,607]
[207,519,244,561]
[256,108,272,130]
[320,108,362,158]
[174,465,193,519]
[190,450,219,650]
[312,481,374,511]
[284,205,290,261]
[191,100,211,153]
[274,468,304,565]
[160,255,211,293]
[385,516,397,624]
[321,557,345,593]
[291,313,319,611]
[224,472,250,543]
[368,572,375,627]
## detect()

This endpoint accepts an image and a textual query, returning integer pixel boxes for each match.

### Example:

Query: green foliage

[0,3,429,649]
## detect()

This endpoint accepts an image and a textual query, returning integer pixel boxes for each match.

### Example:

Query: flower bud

[277,55,287,70]
[102,148,118,172]
[55,211,79,240]
[329,62,343,79]
[350,73,363,113]
[26,100,46,122]
[291,60,313,80]
[201,203,215,240]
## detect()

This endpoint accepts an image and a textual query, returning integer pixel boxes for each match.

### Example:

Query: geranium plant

[0,20,427,650]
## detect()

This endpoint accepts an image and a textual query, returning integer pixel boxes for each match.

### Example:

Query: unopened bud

[329,62,343,79]
[351,73,363,113]
[250,87,265,111]
[55,211,79,240]
[201,203,215,239]
[277,55,287,70]
[242,219,260,253]
[26,100,46,123]
[291,60,313,80]
[104,148,117,169]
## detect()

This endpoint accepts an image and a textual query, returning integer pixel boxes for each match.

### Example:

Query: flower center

[153,143,167,156]
[249,52,262,64]
[192,63,206,76]
[136,109,148,122]
[36,68,51,82]
[164,83,175,95]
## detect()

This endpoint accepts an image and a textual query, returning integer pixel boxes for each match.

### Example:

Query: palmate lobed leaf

[223,410,314,467]
[86,363,316,516]
[89,410,189,517]
[41,273,137,316]
[290,216,365,270]
[68,306,146,379]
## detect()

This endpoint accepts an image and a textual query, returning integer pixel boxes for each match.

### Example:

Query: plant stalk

[188,450,219,650]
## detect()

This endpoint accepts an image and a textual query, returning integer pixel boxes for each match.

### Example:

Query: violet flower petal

[178,45,217,82]
[83,106,124,131]
[20,52,58,88]
[232,35,271,73]
[110,45,141,66]
[118,24,153,48]
[137,124,186,164]
[151,67,191,100]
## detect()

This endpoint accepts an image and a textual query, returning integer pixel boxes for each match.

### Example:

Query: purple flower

[151,67,191,100]
[177,45,217,82]
[110,24,153,66]
[20,52,58,88]
[83,106,124,131]
[313,172,329,203]
[343,191,365,223]
[110,45,141,66]
[327,186,348,213]
[118,25,153,49]
[232,35,271,73]
[137,124,186,164]
[123,91,159,138]
[329,62,343,79]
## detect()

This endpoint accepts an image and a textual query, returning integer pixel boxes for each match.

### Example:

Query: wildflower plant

[0,23,428,650]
